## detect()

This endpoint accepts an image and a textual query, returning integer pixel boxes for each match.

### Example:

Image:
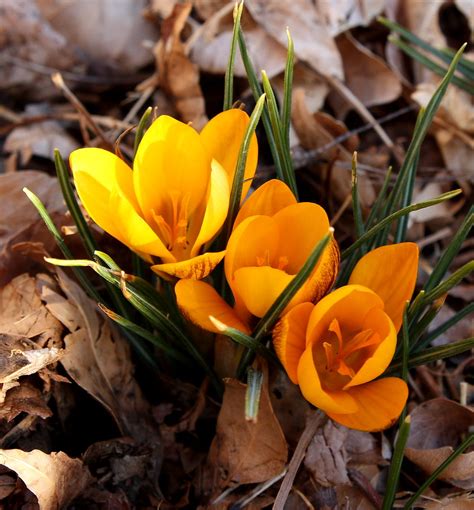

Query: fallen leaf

[0,449,92,510]
[151,3,208,129]
[305,420,350,486]
[405,398,474,489]
[37,0,157,73]
[420,492,474,509]
[0,171,68,286]
[207,377,287,489]
[0,382,52,422]
[246,0,344,79]
[42,270,160,444]
[4,105,79,165]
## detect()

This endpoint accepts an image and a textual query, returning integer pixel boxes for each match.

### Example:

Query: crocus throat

[256,250,289,271]
[316,318,380,390]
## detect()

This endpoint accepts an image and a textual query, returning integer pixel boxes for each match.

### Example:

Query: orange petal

[306,285,384,348]
[273,202,330,274]
[200,109,258,199]
[175,279,250,334]
[297,344,358,414]
[296,237,339,304]
[233,179,297,229]
[349,243,419,331]
[232,266,294,318]
[327,377,408,431]
[134,115,211,226]
[224,215,280,283]
[151,250,225,280]
[343,307,397,389]
[273,303,313,383]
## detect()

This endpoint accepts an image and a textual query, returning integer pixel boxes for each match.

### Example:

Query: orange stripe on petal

[234,179,296,229]
[297,344,358,414]
[152,251,225,280]
[349,243,419,332]
[327,377,408,431]
[175,279,250,334]
[273,303,313,383]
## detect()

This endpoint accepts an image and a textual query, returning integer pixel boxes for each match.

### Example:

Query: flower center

[256,250,289,271]
[316,318,380,390]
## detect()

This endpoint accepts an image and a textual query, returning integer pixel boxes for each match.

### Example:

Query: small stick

[273,410,327,509]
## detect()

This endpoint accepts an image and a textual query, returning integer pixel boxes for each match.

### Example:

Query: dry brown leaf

[420,492,474,509]
[405,398,474,489]
[207,378,287,489]
[332,34,401,115]
[305,420,350,486]
[191,13,288,79]
[42,270,160,444]
[346,429,383,467]
[153,3,208,129]
[0,382,52,422]
[246,0,344,79]
[0,171,68,285]
[0,449,92,510]
[409,182,453,225]
[4,105,78,164]
[37,0,157,72]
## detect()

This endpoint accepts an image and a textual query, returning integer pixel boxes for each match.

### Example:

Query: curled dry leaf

[151,3,207,129]
[0,382,52,422]
[405,398,474,489]
[246,0,344,79]
[42,270,160,445]
[207,378,287,489]
[0,449,92,510]
[304,420,350,486]
[0,171,68,286]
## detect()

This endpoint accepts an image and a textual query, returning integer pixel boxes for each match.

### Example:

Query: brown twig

[348,468,383,509]
[273,410,327,509]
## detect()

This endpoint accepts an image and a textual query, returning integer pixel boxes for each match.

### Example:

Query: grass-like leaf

[245,368,264,422]
[223,1,244,110]
[351,152,365,240]
[281,28,294,153]
[261,70,298,197]
[382,416,411,510]
[133,106,152,155]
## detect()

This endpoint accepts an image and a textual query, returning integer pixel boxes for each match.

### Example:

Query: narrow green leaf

[365,166,393,231]
[342,190,462,260]
[261,70,298,198]
[422,261,474,305]
[99,304,189,364]
[281,28,294,152]
[237,232,332,377]
[403,432,474,509]
[382,416,411,510]
[221,93,266,244]
[133,106,152,155]
[408,296,445,351]
[351,152,365,240]
[420,302,474,348]
[378,16,474,80]
[223,1,244,110]
[424,207,473,292]
[237,27,283,179]
[389,36,474,94]
[245,368,264,422]
[398,303,410,426]
[389,337,474,373]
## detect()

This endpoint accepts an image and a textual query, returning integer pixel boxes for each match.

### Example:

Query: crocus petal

[343,307,397,389]
[232,266,294,318]
[272,202,330,274]
[71,148,172,259]
[200,109,258,199]
[233,179,297,229]
[349,243,419,331]
[224,215,280,283]
[296,237,339,304]
[273,303,313,384]
[134,115,211,225]
[327,377,408,431]
[297,344,359,414]
[191,159,230,256]
[152,250,226,280]
[175,279,250,333]
[306,285,385,348]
